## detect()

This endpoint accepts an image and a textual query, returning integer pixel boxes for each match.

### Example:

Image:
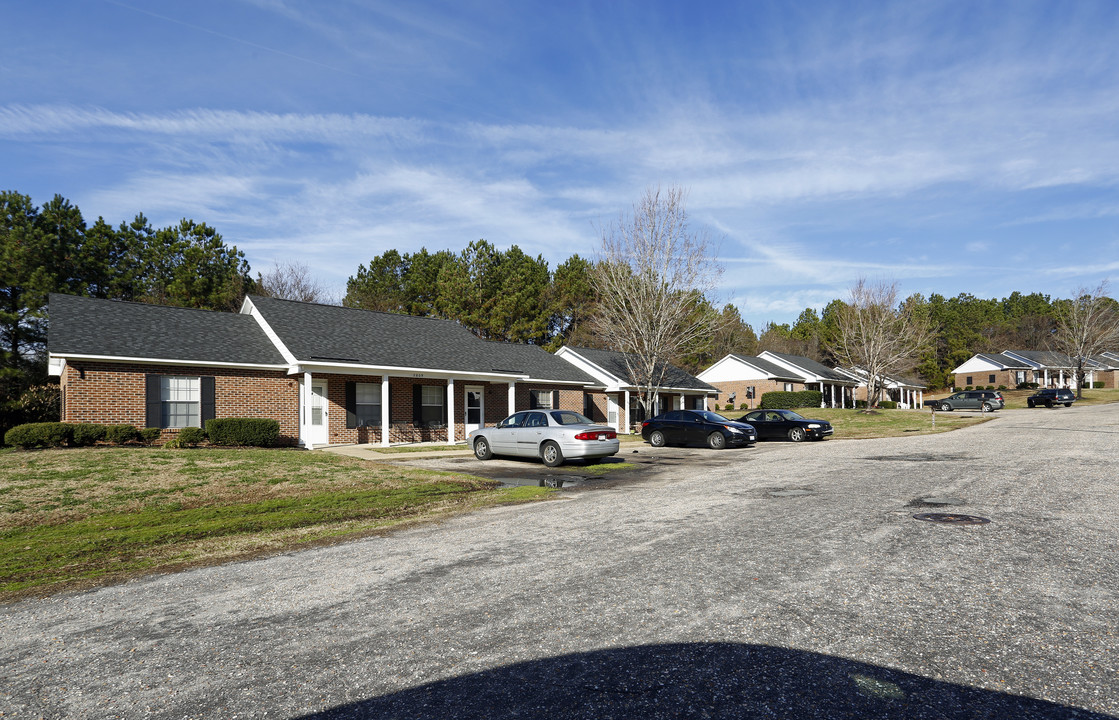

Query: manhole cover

[913,512,990,525]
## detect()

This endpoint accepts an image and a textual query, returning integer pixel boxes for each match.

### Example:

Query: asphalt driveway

[2,406,1117,718]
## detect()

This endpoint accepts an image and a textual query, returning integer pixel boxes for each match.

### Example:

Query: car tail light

[574,430,617,441]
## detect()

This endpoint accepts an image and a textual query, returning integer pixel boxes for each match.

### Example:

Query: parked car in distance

[933,390,1004,412]
[1027,388,1076,408]
[468,410,619,467]
[641,410,757,449]
[737,409,833,442]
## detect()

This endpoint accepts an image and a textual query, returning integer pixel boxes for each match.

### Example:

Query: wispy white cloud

[5,0,1119,324]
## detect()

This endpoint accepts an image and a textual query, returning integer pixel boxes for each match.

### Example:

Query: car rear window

[550,411,593,425]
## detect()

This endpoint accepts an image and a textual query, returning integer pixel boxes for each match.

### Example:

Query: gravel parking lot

[2,406,1117,719]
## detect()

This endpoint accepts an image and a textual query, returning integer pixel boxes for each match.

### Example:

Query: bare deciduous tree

[1052,280,1119,399]
[256,261,332,304]
[830,278,935,407]
[590,186,723,418]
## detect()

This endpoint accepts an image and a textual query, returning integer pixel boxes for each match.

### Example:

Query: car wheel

[473,437,492,460]
[788,427,806,442]
[1045,400,1054,408]
[541,440,564,467]
[941,403,952,412]
[1064,402,1072,407]
[707,432,726,450]
[649,430,666,447]
[1027,401,1035,408]
[981,402,992,412]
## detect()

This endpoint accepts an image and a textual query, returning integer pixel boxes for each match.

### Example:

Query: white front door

[606,394,620,432]
[465,385,484,435]
[302,379,329,447]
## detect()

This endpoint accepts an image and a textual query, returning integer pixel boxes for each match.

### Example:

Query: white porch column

[819,383,826,408]
[446,378,456,444]
[381,375,390,447]
[1044,369,1050,387]
[830,384,836,408]
[507,382,516,416]
[623,390,631,432]
[1059,369,1065,387]
[919,390,924,408]
[302,371,313,450]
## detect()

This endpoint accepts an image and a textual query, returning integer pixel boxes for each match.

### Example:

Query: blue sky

[3,1,1118,327]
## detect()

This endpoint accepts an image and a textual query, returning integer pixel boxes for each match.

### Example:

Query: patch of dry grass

[0,447,549,600]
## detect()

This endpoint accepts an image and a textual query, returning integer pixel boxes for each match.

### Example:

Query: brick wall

[61,361,299,444]
[61,363,609,447]
[323,378,588,445]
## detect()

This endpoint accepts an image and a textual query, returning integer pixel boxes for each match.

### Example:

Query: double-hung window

[420,385,444,425]
[529,389,554,409]
[355,383,381,427]
[161,376,200,428]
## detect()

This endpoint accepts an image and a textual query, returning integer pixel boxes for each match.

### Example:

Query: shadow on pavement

[295,642,1113,719]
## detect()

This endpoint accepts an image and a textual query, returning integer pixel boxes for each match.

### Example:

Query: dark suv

[935,390,1004,412]
[1027,388,1075,408]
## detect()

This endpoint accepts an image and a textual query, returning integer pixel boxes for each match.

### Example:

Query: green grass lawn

[0,447,549,601]
[803,407,992,439]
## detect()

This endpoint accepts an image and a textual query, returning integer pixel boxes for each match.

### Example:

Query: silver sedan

[467,410,620,467]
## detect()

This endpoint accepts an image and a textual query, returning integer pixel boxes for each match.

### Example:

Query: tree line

[4,189,1116,431]
[1,190,256,433]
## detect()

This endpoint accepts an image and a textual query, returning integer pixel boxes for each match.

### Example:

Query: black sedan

[641,410,757,449]
[738,409,833,442]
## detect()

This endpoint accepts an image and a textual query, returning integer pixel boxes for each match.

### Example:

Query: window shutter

[413,384,423,424]
[552,390,559,409]
[200,377,216,428]
[145,374,162,428]
[529,391,538,409]
[442,385,448,424]
[345,382,357,428]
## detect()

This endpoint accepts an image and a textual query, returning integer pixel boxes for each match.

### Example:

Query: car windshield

[778,410,806,421]
[550,411,593,426]
[697,411,730,423]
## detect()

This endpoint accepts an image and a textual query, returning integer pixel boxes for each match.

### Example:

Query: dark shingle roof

[250,296,490,372]
[727,354,807,381]
[249,296,597,382]
[1005,350,1075,367]
[481,342,599,384]
[765,351,858,384]
[565,346,716,391]
[48,294,287,366]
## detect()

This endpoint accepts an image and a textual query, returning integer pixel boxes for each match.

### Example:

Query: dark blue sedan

[738,409,833,442]
[640,410,757,449]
